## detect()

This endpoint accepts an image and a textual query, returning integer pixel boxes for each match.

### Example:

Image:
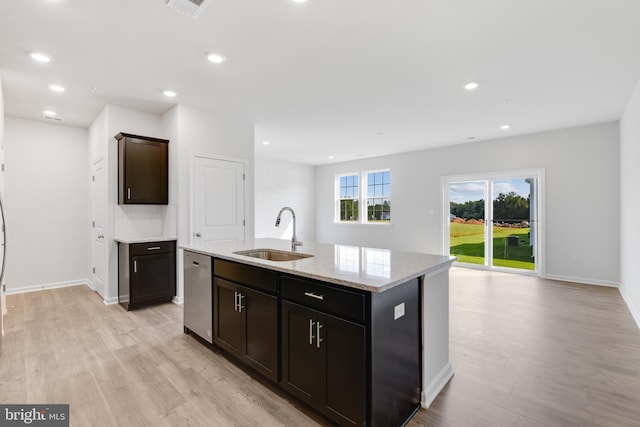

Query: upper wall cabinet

[115,132,169,205]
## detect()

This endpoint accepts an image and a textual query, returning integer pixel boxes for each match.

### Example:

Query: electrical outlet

[394,302,405,320]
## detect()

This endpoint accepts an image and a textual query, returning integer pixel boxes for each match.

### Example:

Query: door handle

[309,319,316,345]
[195,232,202,237]
[316,322,323,348]
[238,293,245,313]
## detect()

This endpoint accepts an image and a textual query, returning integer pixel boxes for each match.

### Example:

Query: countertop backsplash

[115,204,176,240]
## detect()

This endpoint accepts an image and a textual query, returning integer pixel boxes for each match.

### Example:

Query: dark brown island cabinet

[188,256,422,427]
[118,240,176,311]
[115,132,169,205]
[213,259,279,383]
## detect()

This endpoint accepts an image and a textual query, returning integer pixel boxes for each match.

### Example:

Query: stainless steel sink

[233,248,313,262]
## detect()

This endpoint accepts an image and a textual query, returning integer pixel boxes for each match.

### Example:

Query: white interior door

[92,157,106,298]
[192,156,245,244]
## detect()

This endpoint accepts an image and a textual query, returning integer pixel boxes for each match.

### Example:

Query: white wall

[164,105,254,301]
[255,156,315,243]
[88,105,166,303]
[620,80,640,326]
[4,116,90,292]
[0,74,5,336]
[171,105,255,245]
[316,122,620,286]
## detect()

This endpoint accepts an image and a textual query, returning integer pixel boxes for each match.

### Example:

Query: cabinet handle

[133,260,137,273]
[238,293,245,313]
[192,261,200,267]
[304,292,324,301]
[309,319,316,345]
[127,187,131,200]
[316,322,323,349]
[147,246,161,251]
[234,291,239,312]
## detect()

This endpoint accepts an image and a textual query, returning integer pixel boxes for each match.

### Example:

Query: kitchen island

[181,238,455,426]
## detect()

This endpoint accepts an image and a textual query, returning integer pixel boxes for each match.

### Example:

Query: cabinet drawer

[214,259,277,294]
[130,240,175,256]
[281,275,366,323]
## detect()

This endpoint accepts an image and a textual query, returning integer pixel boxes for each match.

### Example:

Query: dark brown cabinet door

[214,278,279,382]
[242,286,278,382]
[319,312,366,427]
[116,133,168,205]
[214,278,243,357]
[130,252,175,305]
[281,301,366,426]
[281,301,320,408]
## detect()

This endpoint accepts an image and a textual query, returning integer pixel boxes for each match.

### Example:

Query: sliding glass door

[447,172,540,273]
[448,180,486,265]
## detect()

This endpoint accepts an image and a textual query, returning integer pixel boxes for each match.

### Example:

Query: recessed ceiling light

[43,110,57,116]
[163,90,177,97]
[463,81,479,91]
[49,84,65,92]
[207,53,226,64]
[328,155,335,159]
[30,52,52,63]
[292,0,308,3]
[500,124,511,130]
[262,141,270,145]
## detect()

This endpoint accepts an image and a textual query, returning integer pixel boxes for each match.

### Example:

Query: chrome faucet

[275,207,303,251]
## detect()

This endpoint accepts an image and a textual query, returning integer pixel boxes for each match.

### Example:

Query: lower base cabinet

[282,300,366,426]
[194,258,421,427]
[214,277,279,382]
[118,240,176,311]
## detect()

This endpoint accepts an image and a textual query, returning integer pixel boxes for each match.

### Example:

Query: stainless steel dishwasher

[184,250,213,343]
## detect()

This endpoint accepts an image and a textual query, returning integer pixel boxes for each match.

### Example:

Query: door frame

[442,168,545,276]
[91,155,107,298]
[189,152,247,244]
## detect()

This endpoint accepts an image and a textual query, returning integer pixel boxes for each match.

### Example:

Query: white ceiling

[1,0,639,165]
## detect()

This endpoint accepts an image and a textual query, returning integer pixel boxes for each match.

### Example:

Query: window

[336,169,391,224]
[339,174,359,222]
[366,170,390,222]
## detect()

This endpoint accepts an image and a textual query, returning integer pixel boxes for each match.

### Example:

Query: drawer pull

[147,246,161,251]
[304,292,324,301]
[192,261,200,267]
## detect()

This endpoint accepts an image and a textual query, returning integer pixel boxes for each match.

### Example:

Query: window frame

[336,172,361,223]
[335,169,391,225]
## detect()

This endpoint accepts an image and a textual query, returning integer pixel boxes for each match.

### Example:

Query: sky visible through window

[449,178,530,203]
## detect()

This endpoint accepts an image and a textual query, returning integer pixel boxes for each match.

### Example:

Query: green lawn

[450,222,535,270]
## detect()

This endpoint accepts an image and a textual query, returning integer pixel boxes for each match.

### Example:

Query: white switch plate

[394,302,405,320]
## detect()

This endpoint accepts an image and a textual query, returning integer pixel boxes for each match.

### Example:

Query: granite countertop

[181,238,455,292]
[114,236,178,244]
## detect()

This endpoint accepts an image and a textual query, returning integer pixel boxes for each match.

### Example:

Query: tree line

[450,192,530,221]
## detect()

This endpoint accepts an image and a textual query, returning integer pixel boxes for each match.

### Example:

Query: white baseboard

[103,296,119,305]
[421,362,453,409]
[619,287,640,331]
[4,279,92,295]
[543,274,619,288]
[172,296,184,304]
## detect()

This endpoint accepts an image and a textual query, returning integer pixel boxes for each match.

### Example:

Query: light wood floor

[2,268,640,426]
